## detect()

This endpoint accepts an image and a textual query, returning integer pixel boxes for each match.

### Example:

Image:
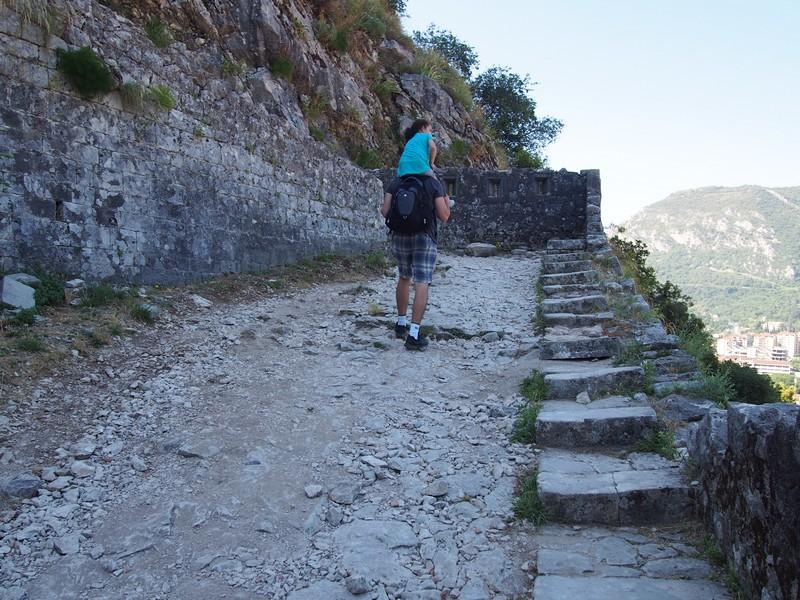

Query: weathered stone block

[1,275,35,309]
[542,270,598,286]
[536,403,657,447]
[691,404,800,600]
[540,335,620,360]
[543,260,594,275]
[545,366,644,400]
[542,295,609,315]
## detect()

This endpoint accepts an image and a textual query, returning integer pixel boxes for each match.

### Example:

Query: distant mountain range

[618,185,800,331]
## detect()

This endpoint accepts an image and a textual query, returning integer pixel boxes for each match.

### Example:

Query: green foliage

[407,49,473,108]
[412,24,479,79]
[513,472,547,525]
[221,58,247,77]
[33,272,64,307]
[315,19,349,52]
[615,341,644,366]
[144,17,172,48]
[302,93,329,121]
[10,308,37,326]
[520,370,547,402]
[696,371,736,408]
[700,535,726,567]
[373,78,400,101]
[720,360,780,405]
[777,383,796,403]
[642,360,656,395]
[15,335,45,352]
[387,0,406,14]
[309,125,325,141]
[635,428,677,460]
[358,12,386,40]
[149,84,176,110]
[120,81,146,112]
[510,403,540,443]
[679,328,719,374]
[130,304,155,324]
[56,47,115,98]
[471,66,562,159]
[81,284,125,308]
[364,250,386,270]
[353,147,382,169]
[270,56,295,80]
[440,138,471,166]
[792,358,800,371]
[511,148,545,168]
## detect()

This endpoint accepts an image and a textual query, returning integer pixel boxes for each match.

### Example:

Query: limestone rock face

[691,403,800,600]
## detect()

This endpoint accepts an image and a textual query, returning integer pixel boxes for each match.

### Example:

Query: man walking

[380,177,451,350]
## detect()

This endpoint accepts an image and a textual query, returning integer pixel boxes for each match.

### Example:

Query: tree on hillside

[472,67,563,167]
[412,25,479,79]
[388,0,407,14]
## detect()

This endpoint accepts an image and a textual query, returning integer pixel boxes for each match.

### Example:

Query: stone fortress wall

[376,168,602,251]
[0,2,386,284]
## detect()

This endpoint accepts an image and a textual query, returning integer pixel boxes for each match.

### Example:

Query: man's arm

[434,195,450,222]
[380,192,392,218]
[428,138,438,168]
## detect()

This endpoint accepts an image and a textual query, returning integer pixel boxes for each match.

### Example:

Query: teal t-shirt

[397,132,432,177]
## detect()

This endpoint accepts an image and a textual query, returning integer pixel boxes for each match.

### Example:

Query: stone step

[543,260,594,275]
[537,449,692,525]
[532,525,732,599]
[534,576,731,600]
[544,284,602,298]
[544,252,588,263]
[540,335,620,360]
[536,398,657,447]
[543,312,614,328]
[542,295,609,315]
[541,270,598,286]
[544,366,644,400]
[547,239,586,252]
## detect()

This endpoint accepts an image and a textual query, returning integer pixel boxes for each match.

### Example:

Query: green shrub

[510,403,540,443]
[679,327,719,373]
[270,56,295,80]
[130,304,155,323]
[358,13,386,40]
[149,84,176,110]
[221,57,247,77]
[309,125,325,141]
[353,147,382,169]
[635,428,677,460]
[33,271,64,306]
[56,47,115,98]
[520,370,547,402]
[615,340,643,366]
[364,250,386,270]
[720,360,780,405]
[407,48,473,108]
[696,371,736,408]
[144,17,172,48]
[373,78,400,101]
[512,148,544,168]
[15,335,45,352]
[120,81,146,112]
[302,93,328,121]
[81,284,125,308]
[513,472,547,524]
[10,308,37,326]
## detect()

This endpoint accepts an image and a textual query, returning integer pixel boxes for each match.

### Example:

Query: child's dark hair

[403,119,431,142]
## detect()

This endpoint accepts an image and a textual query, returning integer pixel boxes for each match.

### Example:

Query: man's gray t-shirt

[385,176,445,242]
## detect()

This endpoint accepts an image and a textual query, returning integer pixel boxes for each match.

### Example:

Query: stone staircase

[531,239,731,599]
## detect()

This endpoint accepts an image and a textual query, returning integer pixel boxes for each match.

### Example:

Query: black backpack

[386,176,434,234]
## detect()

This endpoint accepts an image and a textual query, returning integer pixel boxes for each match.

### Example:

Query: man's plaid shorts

[391,233,437,284]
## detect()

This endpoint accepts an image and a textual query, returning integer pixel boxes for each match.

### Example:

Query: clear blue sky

[401,0,800,224]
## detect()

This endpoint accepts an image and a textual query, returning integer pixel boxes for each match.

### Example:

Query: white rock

[53,534,81,555]
[189,294,213,308]
[304,484,323,498]
[1,277,35,310]
[576,391,591,405]
[70,461,95,478]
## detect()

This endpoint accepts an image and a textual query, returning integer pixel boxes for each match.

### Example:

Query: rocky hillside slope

[99,0,499,168]
[620,186,800,329]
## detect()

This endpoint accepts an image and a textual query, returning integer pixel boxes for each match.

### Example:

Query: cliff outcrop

[0,0,495,281]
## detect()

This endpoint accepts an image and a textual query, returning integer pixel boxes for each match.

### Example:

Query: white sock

[409,323,420,339]
[397,315,408,326]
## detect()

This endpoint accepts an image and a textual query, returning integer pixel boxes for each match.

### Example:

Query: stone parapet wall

[0,2,384,284]
[376,168,594,249]
[690,403,800,600]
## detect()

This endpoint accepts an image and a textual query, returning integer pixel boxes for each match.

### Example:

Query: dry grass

[0,251,390,394]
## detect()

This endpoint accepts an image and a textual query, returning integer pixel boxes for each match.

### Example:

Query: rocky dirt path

[1,253,542,599]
